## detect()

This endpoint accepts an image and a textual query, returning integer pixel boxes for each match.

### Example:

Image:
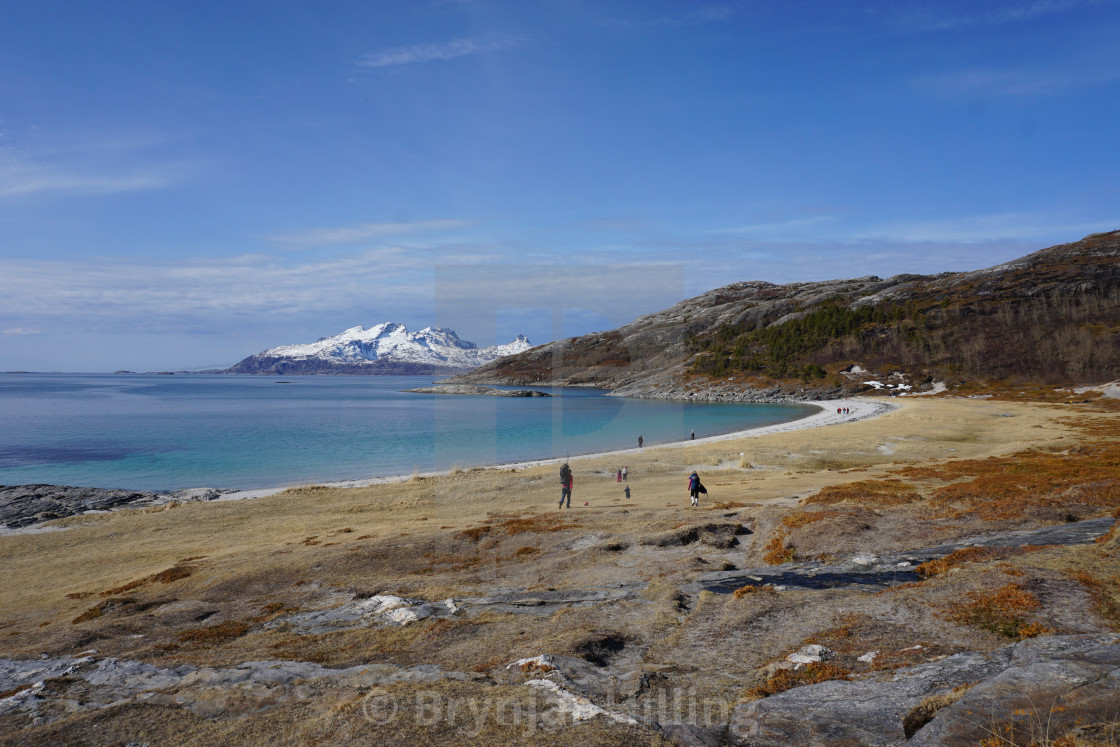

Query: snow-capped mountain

[226,323,532,374]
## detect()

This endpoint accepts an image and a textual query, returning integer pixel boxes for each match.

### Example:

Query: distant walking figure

[690,429,695,440]
[617,468,622,483]
[638,435,644,448]
[559,463,573,509]
[622,466,628,481]
[624,485,631,499]
[688,471,706,507]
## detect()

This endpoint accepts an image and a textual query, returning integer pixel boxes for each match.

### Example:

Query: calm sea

[0,374,818,491]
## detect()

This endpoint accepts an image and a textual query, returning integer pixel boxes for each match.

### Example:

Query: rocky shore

[0,485,228,531]
[403,384,551,397]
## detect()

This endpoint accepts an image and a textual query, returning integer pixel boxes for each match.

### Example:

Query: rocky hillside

[455,230,1120,398]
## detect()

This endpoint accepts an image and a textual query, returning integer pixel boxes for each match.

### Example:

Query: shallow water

[0,374,819,491]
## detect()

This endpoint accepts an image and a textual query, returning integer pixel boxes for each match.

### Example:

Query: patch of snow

[867,381,884,389]
[857,651,878,663]
[851,555,878,566]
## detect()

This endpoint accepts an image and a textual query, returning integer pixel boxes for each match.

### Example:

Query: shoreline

[0,397,899,536]
[218,397,896,498]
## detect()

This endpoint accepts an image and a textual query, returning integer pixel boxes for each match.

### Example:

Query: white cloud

[268,219,473,248]
[357,36,524,70]
[2,327,41,335]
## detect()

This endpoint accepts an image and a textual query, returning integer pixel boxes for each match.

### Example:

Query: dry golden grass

[1071,570,1120,631]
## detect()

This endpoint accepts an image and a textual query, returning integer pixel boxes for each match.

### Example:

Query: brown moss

[149,565,193,584]
[455,525,493,542]
[177,619,251,645]
[804,479,921,507]
[781,509,843,529]
[746,662,851,699]
[762,528,794,565]
[732,584,778,598]
[72,597,136,624]
[915,547,1040,577]
[947,583,1055,639]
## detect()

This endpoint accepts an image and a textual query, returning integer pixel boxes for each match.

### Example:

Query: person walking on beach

[559,463,573,509]
[638,435,643,448]
[690,429,695,440]
[617,468,622,483]
[688,470,706,506]
[622,466,628,481]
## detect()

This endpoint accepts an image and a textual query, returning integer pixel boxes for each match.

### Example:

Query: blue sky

[2,0,1119,371]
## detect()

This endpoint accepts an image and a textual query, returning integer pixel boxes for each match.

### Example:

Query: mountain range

[225,323,532,375]
[454,229,1120,399]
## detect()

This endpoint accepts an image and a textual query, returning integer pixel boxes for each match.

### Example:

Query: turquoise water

[0,374,819,491]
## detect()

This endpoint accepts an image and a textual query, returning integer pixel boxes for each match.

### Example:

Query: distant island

[404,384,550,397]
[218,323,532,375]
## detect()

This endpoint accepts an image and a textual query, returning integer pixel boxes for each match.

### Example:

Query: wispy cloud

[914,68,1120,97]
[357,35,524,70]
[0,239,520,335]
[268,219,473,248]
[0,129,194,199]
[892,0,1115,32]
[710,215,836,237]
[856,212,1120,243]
[646,5,735,28]
[2,327,41,335]
[603,4,738,32]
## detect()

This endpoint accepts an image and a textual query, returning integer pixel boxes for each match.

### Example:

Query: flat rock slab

[404,384,550,397]
[729,634,1120,747]
[272,585,649,635]
[687,516,1116,594]
[0,655,474,722]
[0,484,228,530]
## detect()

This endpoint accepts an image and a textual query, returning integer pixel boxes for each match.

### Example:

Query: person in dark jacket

[559,463,573,509]
[688,471,706,506]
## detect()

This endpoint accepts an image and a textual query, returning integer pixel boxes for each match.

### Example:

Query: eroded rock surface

[729,634,1120,747]
[0,485,228,530]
[688,516,1115,594]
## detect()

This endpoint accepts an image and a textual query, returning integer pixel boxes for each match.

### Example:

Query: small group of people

[836,406,851,415]
[559,462,705,508]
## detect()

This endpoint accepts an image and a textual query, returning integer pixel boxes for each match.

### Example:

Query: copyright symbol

[362,687,398,724]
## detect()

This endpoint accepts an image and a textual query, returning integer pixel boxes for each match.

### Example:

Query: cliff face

[454,230,1120,397]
